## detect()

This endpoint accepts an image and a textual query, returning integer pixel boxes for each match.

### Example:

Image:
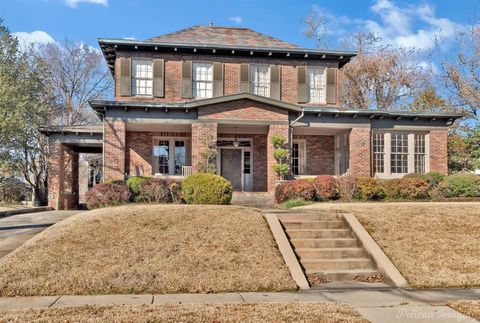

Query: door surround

[217,137,253,192]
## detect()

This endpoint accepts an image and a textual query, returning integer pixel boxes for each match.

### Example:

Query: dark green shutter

[153,59,164,97]
[297,66,307,103]
[119,58,131,96]
[181,61,192,98]
[326,68,337,104]
[270,65,281,100]
[213,62,224,97]
[240,63,250,93]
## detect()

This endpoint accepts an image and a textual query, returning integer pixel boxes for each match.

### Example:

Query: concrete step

[306,268,380,281]
[290,238,358,248]
[277,214,340,221]
[287,229,352,239]
[301,258,374,271]
[281,220,345,230]
[295,247,367,259]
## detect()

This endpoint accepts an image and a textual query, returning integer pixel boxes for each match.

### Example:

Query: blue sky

[2,0,479,53]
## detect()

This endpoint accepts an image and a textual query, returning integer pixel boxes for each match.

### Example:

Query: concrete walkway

[0,289,478,322]
[0,210,81,258]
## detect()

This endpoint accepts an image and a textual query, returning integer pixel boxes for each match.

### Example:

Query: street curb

[0,207,54,219]
[342,213,409,288]
[264,213,310,290]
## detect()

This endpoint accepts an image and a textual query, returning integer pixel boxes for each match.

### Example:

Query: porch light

[233,127,240,147]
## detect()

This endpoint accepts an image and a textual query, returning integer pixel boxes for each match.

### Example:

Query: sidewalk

[0,288,478,322]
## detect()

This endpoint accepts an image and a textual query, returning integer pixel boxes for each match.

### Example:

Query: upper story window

[132,59,153,96]
[192,63,213,98]
[307,67,326,103]
[250,64,270,97]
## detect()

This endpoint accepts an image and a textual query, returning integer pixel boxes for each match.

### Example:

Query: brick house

[41,26,462,209]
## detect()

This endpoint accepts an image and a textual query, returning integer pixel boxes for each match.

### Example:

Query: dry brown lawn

[449,300,480,320]
[0,205,297,296]
[0,204,27,212]
[0,303,367,323]
[303,202,480,288]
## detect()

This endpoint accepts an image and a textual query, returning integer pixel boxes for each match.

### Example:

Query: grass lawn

[302,202,480,288]
[449,300,480,321]
[0,303,367,322]
[0,205,296,296]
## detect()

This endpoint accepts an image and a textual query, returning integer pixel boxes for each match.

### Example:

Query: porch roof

[39,125,103,135]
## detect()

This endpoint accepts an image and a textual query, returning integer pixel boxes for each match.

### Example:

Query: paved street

[0,210,81,258]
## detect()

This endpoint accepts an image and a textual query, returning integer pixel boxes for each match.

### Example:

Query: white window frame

[131,59,153,97]
[192,62,213,99]
[373,131,430,179]
[307,66,327,104]
[292,139,306,175]
[250,64,270,97]
[152,137,191,176]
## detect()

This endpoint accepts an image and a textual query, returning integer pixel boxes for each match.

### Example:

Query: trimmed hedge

[384,178,431,200]
[355,177,387,201]
[136,178,173,203]
[275,180,315,203]
[445,173,480,197]
[85,183,131,209]
[126,176,151,196]
[182,173,233,205]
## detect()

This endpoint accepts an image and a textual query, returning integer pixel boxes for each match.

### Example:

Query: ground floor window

[292,140,306,175]
[372,131,429,178]
[153,138,191,175]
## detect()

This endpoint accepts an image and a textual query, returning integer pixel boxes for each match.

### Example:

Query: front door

[221,149,242,191]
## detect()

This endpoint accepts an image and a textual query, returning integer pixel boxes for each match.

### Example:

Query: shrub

[136,178,172,203]
[403,172,446,187]
[169,182,183,204]
[275,180,316,203]
[0,176,29,204]
[126,176,151,196]
[355,178,386,200]
[85,183,130,209]
[104,179,125,185]
[337,175,357,200]
[445,173,480,197]
[384,178,431,200]
[313,175,339,201]
[279,198,313,209]
[429,180,449,199]
[182,173,233,205]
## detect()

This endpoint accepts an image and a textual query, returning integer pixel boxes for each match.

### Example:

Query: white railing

[182,166,193,177]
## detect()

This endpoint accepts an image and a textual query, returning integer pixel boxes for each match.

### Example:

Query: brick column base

[191,122,218,173]
[429,129,448,174]
[103,118,126,180]
[48,142,79,210]
[349,127,371,177]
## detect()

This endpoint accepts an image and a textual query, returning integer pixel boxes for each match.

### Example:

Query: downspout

[288,108,305,179]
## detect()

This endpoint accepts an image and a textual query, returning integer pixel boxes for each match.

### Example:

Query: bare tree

[442,25,480,121]
[303,9,329,49]
[37,39,113,126]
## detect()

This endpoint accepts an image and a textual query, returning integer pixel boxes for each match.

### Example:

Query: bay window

[372,131,429,178]
[307,67,326,103]
[250,65,270,97]
[192,63,213,98]
[132,59,153,96]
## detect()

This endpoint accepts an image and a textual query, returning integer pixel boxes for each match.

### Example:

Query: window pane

[243,151,251,174]
[250,65,270,97]
[132,60,153,96]
[193,63,213,98]
[414,134,426,173]
[156,140,169,174]
[307,67,326,103]
[174,141,186,175]
[292,143,299,175]
[390,133,408,174]
[373,132,384,173]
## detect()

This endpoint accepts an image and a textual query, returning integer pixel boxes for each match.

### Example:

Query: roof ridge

[145,25,201,42]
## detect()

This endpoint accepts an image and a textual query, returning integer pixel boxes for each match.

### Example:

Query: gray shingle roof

[147,25,299,49]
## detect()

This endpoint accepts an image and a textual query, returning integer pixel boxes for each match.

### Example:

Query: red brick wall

[48,142,78,210]
[114,51,338,105]
[293,135,335,175]
[103,119,126,180]
[429,129,448,174]
[198,99,289,121]
[191,122,217,173]
[349,128,371,177]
